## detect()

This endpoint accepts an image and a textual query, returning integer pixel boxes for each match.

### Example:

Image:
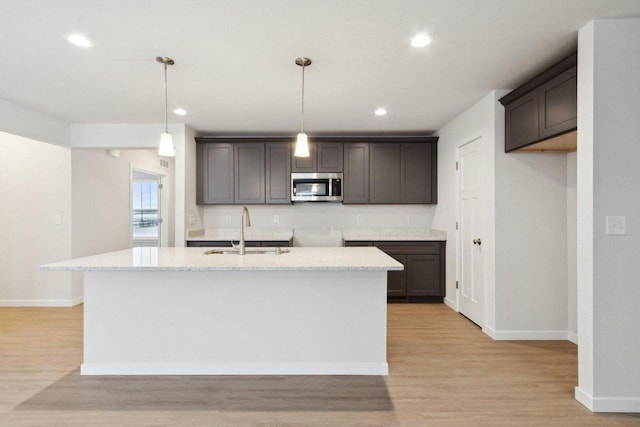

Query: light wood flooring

[1,304,638,426]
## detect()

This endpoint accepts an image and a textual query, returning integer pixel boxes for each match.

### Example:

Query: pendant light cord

[300,63,305,133]
[163,63,169,134]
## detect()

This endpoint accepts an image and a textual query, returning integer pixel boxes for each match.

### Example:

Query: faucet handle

[231,241,238,249]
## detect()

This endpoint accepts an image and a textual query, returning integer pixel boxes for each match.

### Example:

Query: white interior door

[457,137,485,326]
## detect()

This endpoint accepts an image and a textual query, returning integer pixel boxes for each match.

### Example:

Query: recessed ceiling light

[411,34,432,48]
[67,34,92,48]
[375,108,387,116]
[173,108,187,116]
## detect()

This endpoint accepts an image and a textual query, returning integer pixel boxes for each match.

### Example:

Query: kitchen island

[42,247,402,376]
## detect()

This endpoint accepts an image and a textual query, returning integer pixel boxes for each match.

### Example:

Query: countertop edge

[41,266,403,272]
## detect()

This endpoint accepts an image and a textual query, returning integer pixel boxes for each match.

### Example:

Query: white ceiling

[1,0,639,135]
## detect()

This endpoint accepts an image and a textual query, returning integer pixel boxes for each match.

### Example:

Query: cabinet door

[406,254,442,296]
[538,66,577,140]
[387,254,407,297]
[317,142,344,172]
[505,92,539,152]
[234,143,265,204]
[369,143,401,204]
[401,143,432,204]
[343,241,374,247]
[343,143,370,203]
[197,143,234,204]
[291,142,317,172]
[260,240,292,247]
[265,142,291,204]
[186,241,233,247]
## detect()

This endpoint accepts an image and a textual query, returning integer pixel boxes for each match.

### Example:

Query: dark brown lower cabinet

[387,254,407,297]
[186,240,291,248]
[406,254,441,296]
[345,240,445,302]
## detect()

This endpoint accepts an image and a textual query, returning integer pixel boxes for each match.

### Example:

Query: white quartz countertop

[342,228,446,241]
[187,228,293,241]
[41,247,403,272]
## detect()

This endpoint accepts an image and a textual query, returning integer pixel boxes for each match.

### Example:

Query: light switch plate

[55,215,61,225]
[189,215,196,225]
[606,215,626,235]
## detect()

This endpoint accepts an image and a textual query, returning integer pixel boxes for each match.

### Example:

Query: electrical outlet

[606,215,626,235]
[225,215,231,224]
[407,215,413,225]
[356,214,363,224]
[189,215,196,225]
[55,215,61,225]
[274,215,279,223]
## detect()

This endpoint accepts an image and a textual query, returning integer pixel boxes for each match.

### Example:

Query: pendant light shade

[294,57,312,158]
[295,132,309,157]
[158,132,174,157]
[156,56,175,157]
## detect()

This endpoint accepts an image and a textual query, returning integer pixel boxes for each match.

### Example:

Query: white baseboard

[575,387,640,412]
[0,297,83,307]
[444,297,457,311]
[81,362,389,376]
[567,331,578,344]
[70,296,84,306]
[483,325,570,341]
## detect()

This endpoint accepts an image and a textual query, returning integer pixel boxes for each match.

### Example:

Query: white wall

[72,148,175,259]
[494,150,568,337]
[576,18,640,413]
[203,204,435,231]
[0,98,70,147]
[0,131,73,306]
[433,91,504,319]
[567,152,577,343]
[70,123,186,246]
[435,88,572,340]
[175,126,203,246]
[70,123,183,149]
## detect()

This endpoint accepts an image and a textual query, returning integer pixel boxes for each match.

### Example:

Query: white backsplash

[203,203,436,231]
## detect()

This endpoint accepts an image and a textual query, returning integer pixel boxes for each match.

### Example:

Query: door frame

[130,166,168,247]
[455,131,488,327]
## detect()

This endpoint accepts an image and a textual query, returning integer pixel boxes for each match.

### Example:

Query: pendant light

[294,57,312,157]
[156,56,176,157]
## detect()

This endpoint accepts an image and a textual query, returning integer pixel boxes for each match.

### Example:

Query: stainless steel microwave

[291,173,343,202]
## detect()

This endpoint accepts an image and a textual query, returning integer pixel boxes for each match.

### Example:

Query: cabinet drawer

[375,242,441,255]
[260,240,291,247]
[344,241,374,247]
[187,240,233,247]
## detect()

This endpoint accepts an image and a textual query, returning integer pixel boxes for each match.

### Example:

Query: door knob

[473,238,482,245]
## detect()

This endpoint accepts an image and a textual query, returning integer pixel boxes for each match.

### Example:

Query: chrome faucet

[239,206,252,255]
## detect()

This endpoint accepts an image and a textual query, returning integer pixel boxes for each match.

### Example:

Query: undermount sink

[204,247,290,256]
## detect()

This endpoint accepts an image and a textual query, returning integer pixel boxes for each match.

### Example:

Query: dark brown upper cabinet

[196,143,234,205]
[196,138,286,205]
[292,141,343,172]
[345,139,437,204]
[343,143,370,203]
[369,143,402,204]
[401,143,436,204]
[265,142,291,204]
[538,67,577,140]
[197,136,437,205]
[500,52,577,152]
[234,143,265,204]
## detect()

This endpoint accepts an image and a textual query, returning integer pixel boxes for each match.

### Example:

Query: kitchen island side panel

[82,270,387,375]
